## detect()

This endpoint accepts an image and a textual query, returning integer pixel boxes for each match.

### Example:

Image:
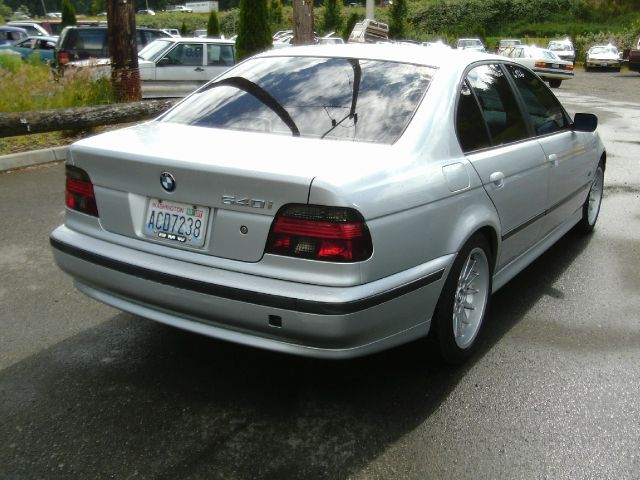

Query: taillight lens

[58,50,69,65]
[265,204,373,262]
[65,165,98,217]
[534,61,546,68]
[562,64,574,71]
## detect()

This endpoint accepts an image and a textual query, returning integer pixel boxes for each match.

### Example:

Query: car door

[204,43,235,80]
[155,42,206,81]
[503,64,595,235]
[457,63,549,270]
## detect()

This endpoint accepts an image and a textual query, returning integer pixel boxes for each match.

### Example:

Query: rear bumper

[533,68,574,81]
[51,225,452,358]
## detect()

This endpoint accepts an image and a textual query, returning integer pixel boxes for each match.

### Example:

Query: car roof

[255,43,497,70]
[0,26,29,32]
[21,35,58,41]
[156,36,235,45]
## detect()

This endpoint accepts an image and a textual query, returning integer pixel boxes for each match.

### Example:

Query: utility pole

[366,0,374,20]
[292,0,314,45]
[107,0,141,102]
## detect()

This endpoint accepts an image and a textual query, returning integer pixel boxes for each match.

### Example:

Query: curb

[0,145,68,173]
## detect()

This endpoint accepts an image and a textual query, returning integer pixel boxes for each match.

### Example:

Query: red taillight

[58,50,69,65]
[563,64,574,71]
[534,61,547,68]
[65,165,98,217]
[265,204,373,262]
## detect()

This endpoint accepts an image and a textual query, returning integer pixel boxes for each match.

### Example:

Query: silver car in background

[51,45,605,364]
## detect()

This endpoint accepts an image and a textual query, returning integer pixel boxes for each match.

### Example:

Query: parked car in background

[456,38,485,52]
[51,45,605,365]
[348,19,388,43]
[137,9,156,15]
[585,45,621,72]
[0,35,57,62]
[628,36,640,73]
[0,26,28,46]
[167,5,193,12]
[162,29,181,37]
[193,29,207,38]
[495,39,523,53]
[547,38,575,64]
[138,37,236,97]
[53,26,171,69]
[502,45,573,87]
[6,21,50,37]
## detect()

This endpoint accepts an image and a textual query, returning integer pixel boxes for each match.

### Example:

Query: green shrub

[207,10,221,37]
[236,0,272,60]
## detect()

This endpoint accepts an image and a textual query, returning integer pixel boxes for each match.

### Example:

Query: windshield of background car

[161,56,435,144]
[549,42,573,51]
[139,39,172,61]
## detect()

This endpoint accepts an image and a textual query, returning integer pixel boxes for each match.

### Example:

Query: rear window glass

[161,56,434,144]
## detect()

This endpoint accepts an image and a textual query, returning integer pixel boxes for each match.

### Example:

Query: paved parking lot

[1,70,639,479]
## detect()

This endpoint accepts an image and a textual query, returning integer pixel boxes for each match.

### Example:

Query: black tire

[577,161,605,233]
[549,79,562,88]
[428,233,493,365]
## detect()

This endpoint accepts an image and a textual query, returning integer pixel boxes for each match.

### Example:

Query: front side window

[505,64,570,136]
[465,64,529,146]
[162,56,434,144]
[163,43,203,67]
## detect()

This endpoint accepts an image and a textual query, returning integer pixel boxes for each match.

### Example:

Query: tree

[342,11,362,41]
[61,0,77,29]
[321,0,343,35]
[107,0,140,101]
[388,0,408,39]
[236,0,272,60]
[207,10,221,37]
[180,21,188,36]
[0,0,12,20]
[268,0,283,29]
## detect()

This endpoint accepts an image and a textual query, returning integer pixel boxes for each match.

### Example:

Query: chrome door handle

[489,171,505,188]
[548,153,558,166]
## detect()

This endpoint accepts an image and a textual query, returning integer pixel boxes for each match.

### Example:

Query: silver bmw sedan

[51,44,606,364]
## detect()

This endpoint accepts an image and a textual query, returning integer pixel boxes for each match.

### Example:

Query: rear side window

[162,56,435,144]
[456,80,491,153]
[76,29,106,51]
[465,64,529,146]
[505,64,570,136]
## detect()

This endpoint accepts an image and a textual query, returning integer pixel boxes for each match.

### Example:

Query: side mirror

[573,113,598,132]
[157,57,170,66]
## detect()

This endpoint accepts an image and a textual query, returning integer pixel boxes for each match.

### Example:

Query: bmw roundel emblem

[160,172,176,192]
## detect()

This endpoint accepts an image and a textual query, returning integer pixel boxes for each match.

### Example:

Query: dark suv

[53,26,171,68]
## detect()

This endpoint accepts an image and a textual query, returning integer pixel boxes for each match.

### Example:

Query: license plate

[600,62,607,67]
[143,198,209,248]
[552,63,559,69]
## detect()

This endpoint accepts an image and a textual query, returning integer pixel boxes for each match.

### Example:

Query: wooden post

[107,0,141,102]
[292,0,314,46]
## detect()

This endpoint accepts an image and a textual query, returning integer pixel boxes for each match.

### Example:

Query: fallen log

[0,99,178,138]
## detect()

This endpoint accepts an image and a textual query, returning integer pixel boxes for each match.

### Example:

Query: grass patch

[0,56,115,113]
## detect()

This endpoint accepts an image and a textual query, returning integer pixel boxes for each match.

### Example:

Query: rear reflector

[58,51,69,65]
[265,204,373,262]
[65,165,98,217]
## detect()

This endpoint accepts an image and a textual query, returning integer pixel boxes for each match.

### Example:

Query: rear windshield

[161,56,435,144]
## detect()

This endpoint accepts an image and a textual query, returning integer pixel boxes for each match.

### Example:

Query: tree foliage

[61,0,77,29]
[388,0,408,39]
[269,0,284,29]
[236,0,272,60]
[320,0,343,35]
[207,10,221,37]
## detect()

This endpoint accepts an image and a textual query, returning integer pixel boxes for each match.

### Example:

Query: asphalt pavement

[1,70,639,479]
